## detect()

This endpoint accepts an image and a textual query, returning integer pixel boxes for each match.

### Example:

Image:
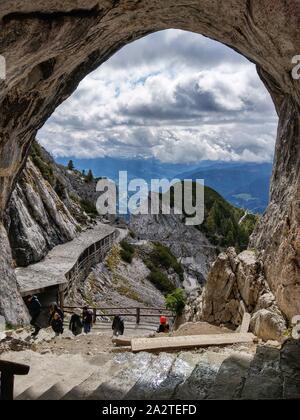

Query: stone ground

[1,321,258,358]
[1,323,299,400]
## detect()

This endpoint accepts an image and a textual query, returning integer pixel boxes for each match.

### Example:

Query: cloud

[38,29,278,163]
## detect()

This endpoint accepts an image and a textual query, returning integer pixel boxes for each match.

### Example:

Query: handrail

[61,230,174,325]
[64,306,172,311]
[62,230,117,304]
[0,360,30,400]
[63,305,174,325]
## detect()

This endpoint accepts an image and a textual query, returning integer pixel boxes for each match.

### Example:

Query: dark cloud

[104,30,245,70]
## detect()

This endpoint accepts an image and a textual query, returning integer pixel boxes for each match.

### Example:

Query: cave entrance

[37,29,277,252]
[1,1,299,326]
[22,285,64,329]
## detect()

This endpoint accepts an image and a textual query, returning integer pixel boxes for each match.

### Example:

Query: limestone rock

[250,309,287,342]
[200,248,287,341]
[130,210,216,290]
[0,224,29,325]
[4,157,85,266]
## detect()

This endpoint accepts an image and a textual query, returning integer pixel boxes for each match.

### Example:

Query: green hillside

[167,182,258,252]
[200,186,258,251]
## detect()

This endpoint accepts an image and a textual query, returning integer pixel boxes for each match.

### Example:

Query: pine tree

[86,169,94,182]
[67,160,74,171]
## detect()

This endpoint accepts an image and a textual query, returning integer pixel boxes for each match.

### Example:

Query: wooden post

[136,307,141,325]
[0,360,29,401]
[1,372,14,400]
[59,289,64,310]
[93,308,97,324]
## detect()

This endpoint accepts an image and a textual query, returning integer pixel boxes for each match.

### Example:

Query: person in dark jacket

[26,295,41,337]
[82,306,93,334]
[112,315,125,337]
[49,302,64,322]
[49,304,64,336]
[69,310,83,336]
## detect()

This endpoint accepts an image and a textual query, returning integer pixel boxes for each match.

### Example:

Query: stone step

[124,353,177,400]
[87,352,154,400]
[16,378,59,400]
[173,351,229,399]
[62,357,127,400]
[149,352,204,400]
[206,352,253,400]
[14,352,103,400]
[38,352,115,400]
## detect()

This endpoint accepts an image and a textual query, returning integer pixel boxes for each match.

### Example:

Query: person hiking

[49,302,64,322]
[82,306,93,334]
[69,310,83,336]
[157,315,170,333]
[112,315,125,337]
[26,295,42,337]
[49,304,64,336]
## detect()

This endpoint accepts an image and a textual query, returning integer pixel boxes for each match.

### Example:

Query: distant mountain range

[56,156,272,214]
[56,156,200,183]
[177,161,272,214]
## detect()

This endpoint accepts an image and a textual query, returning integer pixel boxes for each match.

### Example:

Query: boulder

[200,248,287,340]
[250,309,287,342]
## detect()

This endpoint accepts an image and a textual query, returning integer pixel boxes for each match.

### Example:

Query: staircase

[2,338,300,400]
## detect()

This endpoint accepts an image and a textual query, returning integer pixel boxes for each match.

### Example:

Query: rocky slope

[65,239,185,316]
[130,212,216,291]
[129,187,257,292]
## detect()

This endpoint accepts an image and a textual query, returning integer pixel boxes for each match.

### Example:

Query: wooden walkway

[16,222,116,297]
[131,333,255,352]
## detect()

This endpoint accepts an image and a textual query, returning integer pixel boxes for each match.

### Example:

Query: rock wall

[197,248,287,341]
[4,158,80,266]
[0,224,29,325]
[250,96,300,321]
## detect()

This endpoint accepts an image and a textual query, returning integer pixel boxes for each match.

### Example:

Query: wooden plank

[239,312,251,334]
[131,333,255,353]
[0,360,30,376]
[112,337,132,347]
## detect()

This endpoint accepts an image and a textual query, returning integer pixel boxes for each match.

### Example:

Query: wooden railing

[63,306,174,325]
[62,230,118,304]
[0,360,29,400]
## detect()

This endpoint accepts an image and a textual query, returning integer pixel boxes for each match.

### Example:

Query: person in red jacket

[157,316,170,333]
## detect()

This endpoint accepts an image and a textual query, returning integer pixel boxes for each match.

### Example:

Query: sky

[38,29,278,164]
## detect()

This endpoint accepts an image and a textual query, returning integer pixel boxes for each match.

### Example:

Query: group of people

[27,295,169,338]
[27,295,65,337]
[69,307,94,336]
[26,295,125,338]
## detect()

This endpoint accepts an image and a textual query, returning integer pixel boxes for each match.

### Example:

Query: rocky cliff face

[5,158,80,266]
[130,212,216,292]
[187,248,287,341]
[250,98,300,321]
[0,224,30,325]
[3,143,99,267]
